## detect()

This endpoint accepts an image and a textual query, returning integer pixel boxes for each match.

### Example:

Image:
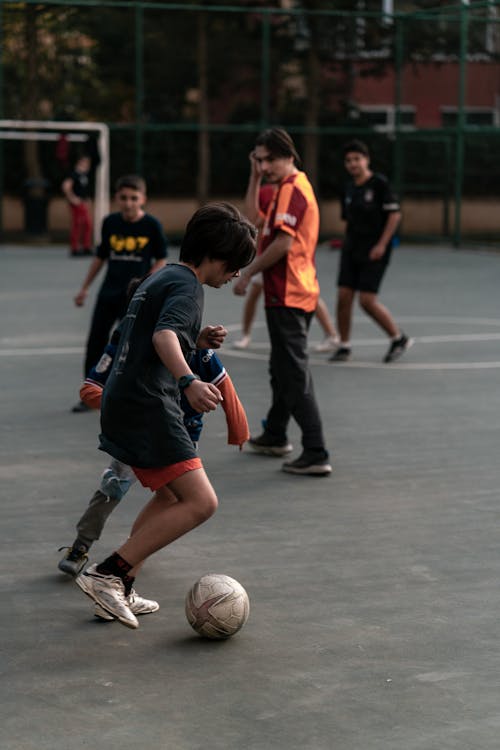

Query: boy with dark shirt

[75,202,256,629]
[58,335,249,587]
[72,174,167,411]
[330,140,412,364]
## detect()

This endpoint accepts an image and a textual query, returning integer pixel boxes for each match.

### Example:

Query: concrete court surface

[1,240,500,750]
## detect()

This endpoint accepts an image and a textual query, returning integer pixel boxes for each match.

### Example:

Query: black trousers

[84,291,127,377]
[264,306,327,452]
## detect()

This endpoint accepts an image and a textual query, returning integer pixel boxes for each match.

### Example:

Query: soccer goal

[0,120,110,245]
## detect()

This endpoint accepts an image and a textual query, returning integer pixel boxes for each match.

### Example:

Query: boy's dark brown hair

[255,127,301,167]
[180,202,256,273]
[115,174,147,194]
[343,140,370,158]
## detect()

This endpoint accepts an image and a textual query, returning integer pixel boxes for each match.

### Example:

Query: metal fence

[1,1,500,244]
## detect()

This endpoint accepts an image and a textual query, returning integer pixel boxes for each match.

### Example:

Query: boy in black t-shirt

[72,174,168,411]
[74,203,256,629]
[330,140,413,364]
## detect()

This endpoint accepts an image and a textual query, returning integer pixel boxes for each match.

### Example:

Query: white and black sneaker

[94,589,160,621]
[76,564,139,629]
[383,333,414,363]
[314,335,339,353]
[282,450,332,477]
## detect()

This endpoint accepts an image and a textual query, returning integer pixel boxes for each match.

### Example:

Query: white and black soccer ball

[185,573,250,639]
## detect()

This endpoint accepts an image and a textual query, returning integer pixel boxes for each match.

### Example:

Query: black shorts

[337,245,392,294]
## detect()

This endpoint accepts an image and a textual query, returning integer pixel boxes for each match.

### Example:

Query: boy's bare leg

[315,296,337,338]
[242,280,263,336]
[115,487,178,578]
[336,286,355,343]
[359,291,399,338]
[119,469,218,574]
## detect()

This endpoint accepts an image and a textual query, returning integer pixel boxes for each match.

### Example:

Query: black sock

[96,552,132,581]
[73,539,89,553]
[123,575,135,597]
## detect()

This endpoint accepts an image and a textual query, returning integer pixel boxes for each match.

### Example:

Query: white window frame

[359,105,416,133]
[440,106,499,127]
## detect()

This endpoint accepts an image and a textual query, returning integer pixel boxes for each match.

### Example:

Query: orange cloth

[218,374,250,448]
[80,373,249,448]
[79,380,103,410]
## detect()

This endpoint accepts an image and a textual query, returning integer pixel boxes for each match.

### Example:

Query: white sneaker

[314,335,339,353]
[75,563,139,629]
[233,334,251,349]
[94,589,160,621]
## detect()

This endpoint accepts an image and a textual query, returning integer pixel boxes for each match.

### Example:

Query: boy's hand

[249,150,263,179]
[369,242,386,261]
[233,274,250,296]
[197,325,227,349]
[74,289,87,307]
[184,380,222,413]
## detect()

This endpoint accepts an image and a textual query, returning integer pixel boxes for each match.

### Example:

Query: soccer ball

[185,573,250,640]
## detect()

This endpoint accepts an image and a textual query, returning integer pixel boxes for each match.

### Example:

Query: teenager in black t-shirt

[72,174,167,411]
[330,140,413,364]
[75,203,256,629]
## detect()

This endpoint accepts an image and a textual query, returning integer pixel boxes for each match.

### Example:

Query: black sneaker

[282,450,332,476]
[71,400,91,413]
[383,333,414,363]
[329,346,352,362]
[248,432,293,457]
[58,543,89,577]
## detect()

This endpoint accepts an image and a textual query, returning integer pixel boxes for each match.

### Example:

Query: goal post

[0,120,110,246]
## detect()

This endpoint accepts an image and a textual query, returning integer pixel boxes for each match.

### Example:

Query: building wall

[2,194,499,239]
[353,60,500,127]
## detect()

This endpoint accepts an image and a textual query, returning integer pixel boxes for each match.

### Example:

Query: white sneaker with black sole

[314,335,339,353]
[76,564,139,629]
[94,589,160,621]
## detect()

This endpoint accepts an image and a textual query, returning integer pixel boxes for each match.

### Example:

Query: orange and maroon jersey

[260,171,320,313]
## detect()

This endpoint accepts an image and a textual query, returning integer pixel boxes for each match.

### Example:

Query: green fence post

[454,1,468,248]
[261,11,270,128]
[393,16,404,200]
[0,1,4,238]
[135,2,144,176]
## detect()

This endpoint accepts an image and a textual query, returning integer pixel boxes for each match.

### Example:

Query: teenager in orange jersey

[234,128,331,476]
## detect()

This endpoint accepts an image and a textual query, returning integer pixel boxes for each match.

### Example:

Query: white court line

[2,315,500,370]
[0,347,84,356]
[231,332,500,350]
[223,348,500,370]
[3,331,499,353]
[226,316,500,332]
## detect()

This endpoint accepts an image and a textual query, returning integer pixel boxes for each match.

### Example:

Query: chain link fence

[1,1,500,243]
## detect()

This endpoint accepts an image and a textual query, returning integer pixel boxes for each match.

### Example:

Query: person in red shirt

[234,128,331,476]
[62,155,93,257]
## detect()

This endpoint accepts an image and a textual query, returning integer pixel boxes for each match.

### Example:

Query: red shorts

[132,458,202,491]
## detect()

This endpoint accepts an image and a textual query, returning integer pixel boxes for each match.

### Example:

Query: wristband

[178,374,200,391]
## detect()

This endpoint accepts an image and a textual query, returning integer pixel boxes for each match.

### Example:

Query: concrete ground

[1,241,500,750]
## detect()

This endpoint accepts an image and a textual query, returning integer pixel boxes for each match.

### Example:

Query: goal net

[0,120,110,245]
